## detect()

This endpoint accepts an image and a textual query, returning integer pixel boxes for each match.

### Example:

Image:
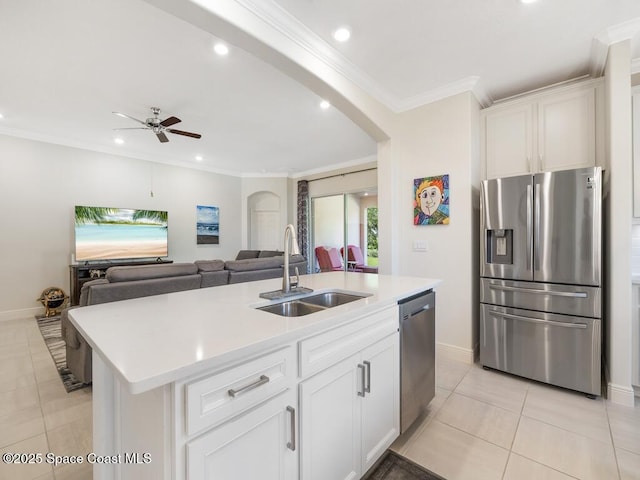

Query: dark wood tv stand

[69,259,173,306]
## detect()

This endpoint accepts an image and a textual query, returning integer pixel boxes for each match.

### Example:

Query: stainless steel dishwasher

[398,289,435,433]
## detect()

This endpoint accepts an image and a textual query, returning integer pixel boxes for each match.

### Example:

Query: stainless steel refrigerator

[480,166,602,396]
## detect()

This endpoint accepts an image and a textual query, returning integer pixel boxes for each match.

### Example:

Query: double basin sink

[257,291,371,317]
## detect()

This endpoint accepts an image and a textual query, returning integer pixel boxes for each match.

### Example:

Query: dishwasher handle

[403,303,433,319]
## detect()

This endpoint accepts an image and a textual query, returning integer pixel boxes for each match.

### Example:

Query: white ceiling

[1,0,640,177]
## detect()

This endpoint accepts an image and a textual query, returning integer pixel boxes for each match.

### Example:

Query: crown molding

[289,154,377,179]
[235,0,487,112]
[395,76,494,110]
[590,17,640,77]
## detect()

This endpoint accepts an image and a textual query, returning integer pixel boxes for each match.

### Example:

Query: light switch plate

[413,240,428,251]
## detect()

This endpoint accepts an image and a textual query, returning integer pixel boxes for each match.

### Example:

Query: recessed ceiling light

[333,27,351,42]
[0,113,4,119]
[214,43,229,55]
[114,137,124,145]
[195,155,203,161]
[520,0,538,3]
[320,100,331,109]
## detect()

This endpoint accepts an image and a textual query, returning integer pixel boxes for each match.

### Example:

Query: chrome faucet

[282,224,301,293]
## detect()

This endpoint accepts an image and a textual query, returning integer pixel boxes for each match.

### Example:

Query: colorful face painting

[413,174,450,225]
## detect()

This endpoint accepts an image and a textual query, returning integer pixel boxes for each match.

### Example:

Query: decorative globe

[37,287,68,317]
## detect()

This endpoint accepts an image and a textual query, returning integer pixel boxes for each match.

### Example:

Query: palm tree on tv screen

[74,206,116,224]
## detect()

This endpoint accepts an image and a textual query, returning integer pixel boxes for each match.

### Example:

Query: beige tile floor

[0,317,92,480]
[392,356,640,480]
[1,315,639,480]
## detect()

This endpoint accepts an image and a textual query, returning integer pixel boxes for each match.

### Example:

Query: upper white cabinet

[482,79,603,179]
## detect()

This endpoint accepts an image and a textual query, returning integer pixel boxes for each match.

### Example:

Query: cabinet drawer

[185,347,295,436]
[299,305,398,378]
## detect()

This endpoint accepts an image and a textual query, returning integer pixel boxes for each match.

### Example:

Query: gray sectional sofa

[60,251,306,384]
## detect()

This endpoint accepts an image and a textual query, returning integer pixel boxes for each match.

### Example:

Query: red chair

[343,244,378,274]
[315,246,343,272]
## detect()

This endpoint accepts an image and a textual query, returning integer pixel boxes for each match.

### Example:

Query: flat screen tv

[74,206,168,262]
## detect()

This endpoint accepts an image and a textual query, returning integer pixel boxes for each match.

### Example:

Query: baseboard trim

[0,307,42,322]
[608,382,636,407]
[436,342,475,364]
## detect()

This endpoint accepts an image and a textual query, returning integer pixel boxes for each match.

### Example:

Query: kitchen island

[69,271,441,480]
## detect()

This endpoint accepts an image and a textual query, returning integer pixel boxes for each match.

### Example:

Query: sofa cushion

[225,256,283,272]
[200,270,230,288]
[87,275,202,304]
[79,278,109,306]
[195,259,225,272]
[235,250,260,260]
[258,250,283,258]
[106,263,198,282]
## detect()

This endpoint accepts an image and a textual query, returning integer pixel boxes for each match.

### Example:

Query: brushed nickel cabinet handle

[227,374,270,398]
[357,364,365,397]
[363,360,371,394]
[286,406,296,451]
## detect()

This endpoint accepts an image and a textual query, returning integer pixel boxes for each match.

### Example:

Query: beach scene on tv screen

[75,206,168,261]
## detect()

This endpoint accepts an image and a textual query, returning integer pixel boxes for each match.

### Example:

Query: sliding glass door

[310,191,378,273]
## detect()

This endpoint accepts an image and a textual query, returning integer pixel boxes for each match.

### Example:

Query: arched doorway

[247,191,281,250]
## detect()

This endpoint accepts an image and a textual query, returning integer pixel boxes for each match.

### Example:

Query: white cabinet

[173,346,297,480]
[299,333,399,480]
[484,103,534,179]
[360,336,400,472]
[632,90,640,217]
[633,284,640,388]
[482,79,602,179]
[187,389,297,480]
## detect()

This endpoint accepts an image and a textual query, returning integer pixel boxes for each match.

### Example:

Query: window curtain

[297,180,310,273]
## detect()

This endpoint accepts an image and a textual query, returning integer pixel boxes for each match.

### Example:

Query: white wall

[604,41,635,405]
[387,92,481,361]
[0,134,242,317]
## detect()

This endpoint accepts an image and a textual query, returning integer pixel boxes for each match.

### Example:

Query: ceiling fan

[112,107,202,143]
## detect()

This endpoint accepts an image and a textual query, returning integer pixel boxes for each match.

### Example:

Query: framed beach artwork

[413,174,450,225]
[196,205,220,245]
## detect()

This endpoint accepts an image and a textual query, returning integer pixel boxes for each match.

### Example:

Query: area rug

[35,315,88,392]
[365,450,446,480]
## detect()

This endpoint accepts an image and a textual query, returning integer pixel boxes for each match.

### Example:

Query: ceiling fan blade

[156,132,169,143]
[112,111,148,126]
[167,129,202,139]
[160,116,181,127]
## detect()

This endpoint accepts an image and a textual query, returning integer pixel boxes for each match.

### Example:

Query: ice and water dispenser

[485,229,513,265]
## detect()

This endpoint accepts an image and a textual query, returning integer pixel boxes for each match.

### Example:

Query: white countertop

[69,272,441,394]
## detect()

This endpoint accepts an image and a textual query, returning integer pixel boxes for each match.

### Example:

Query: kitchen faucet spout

[283,224,301,293]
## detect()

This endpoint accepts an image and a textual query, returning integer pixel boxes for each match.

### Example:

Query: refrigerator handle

[526,184,532,271]
[534,183,541,272]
